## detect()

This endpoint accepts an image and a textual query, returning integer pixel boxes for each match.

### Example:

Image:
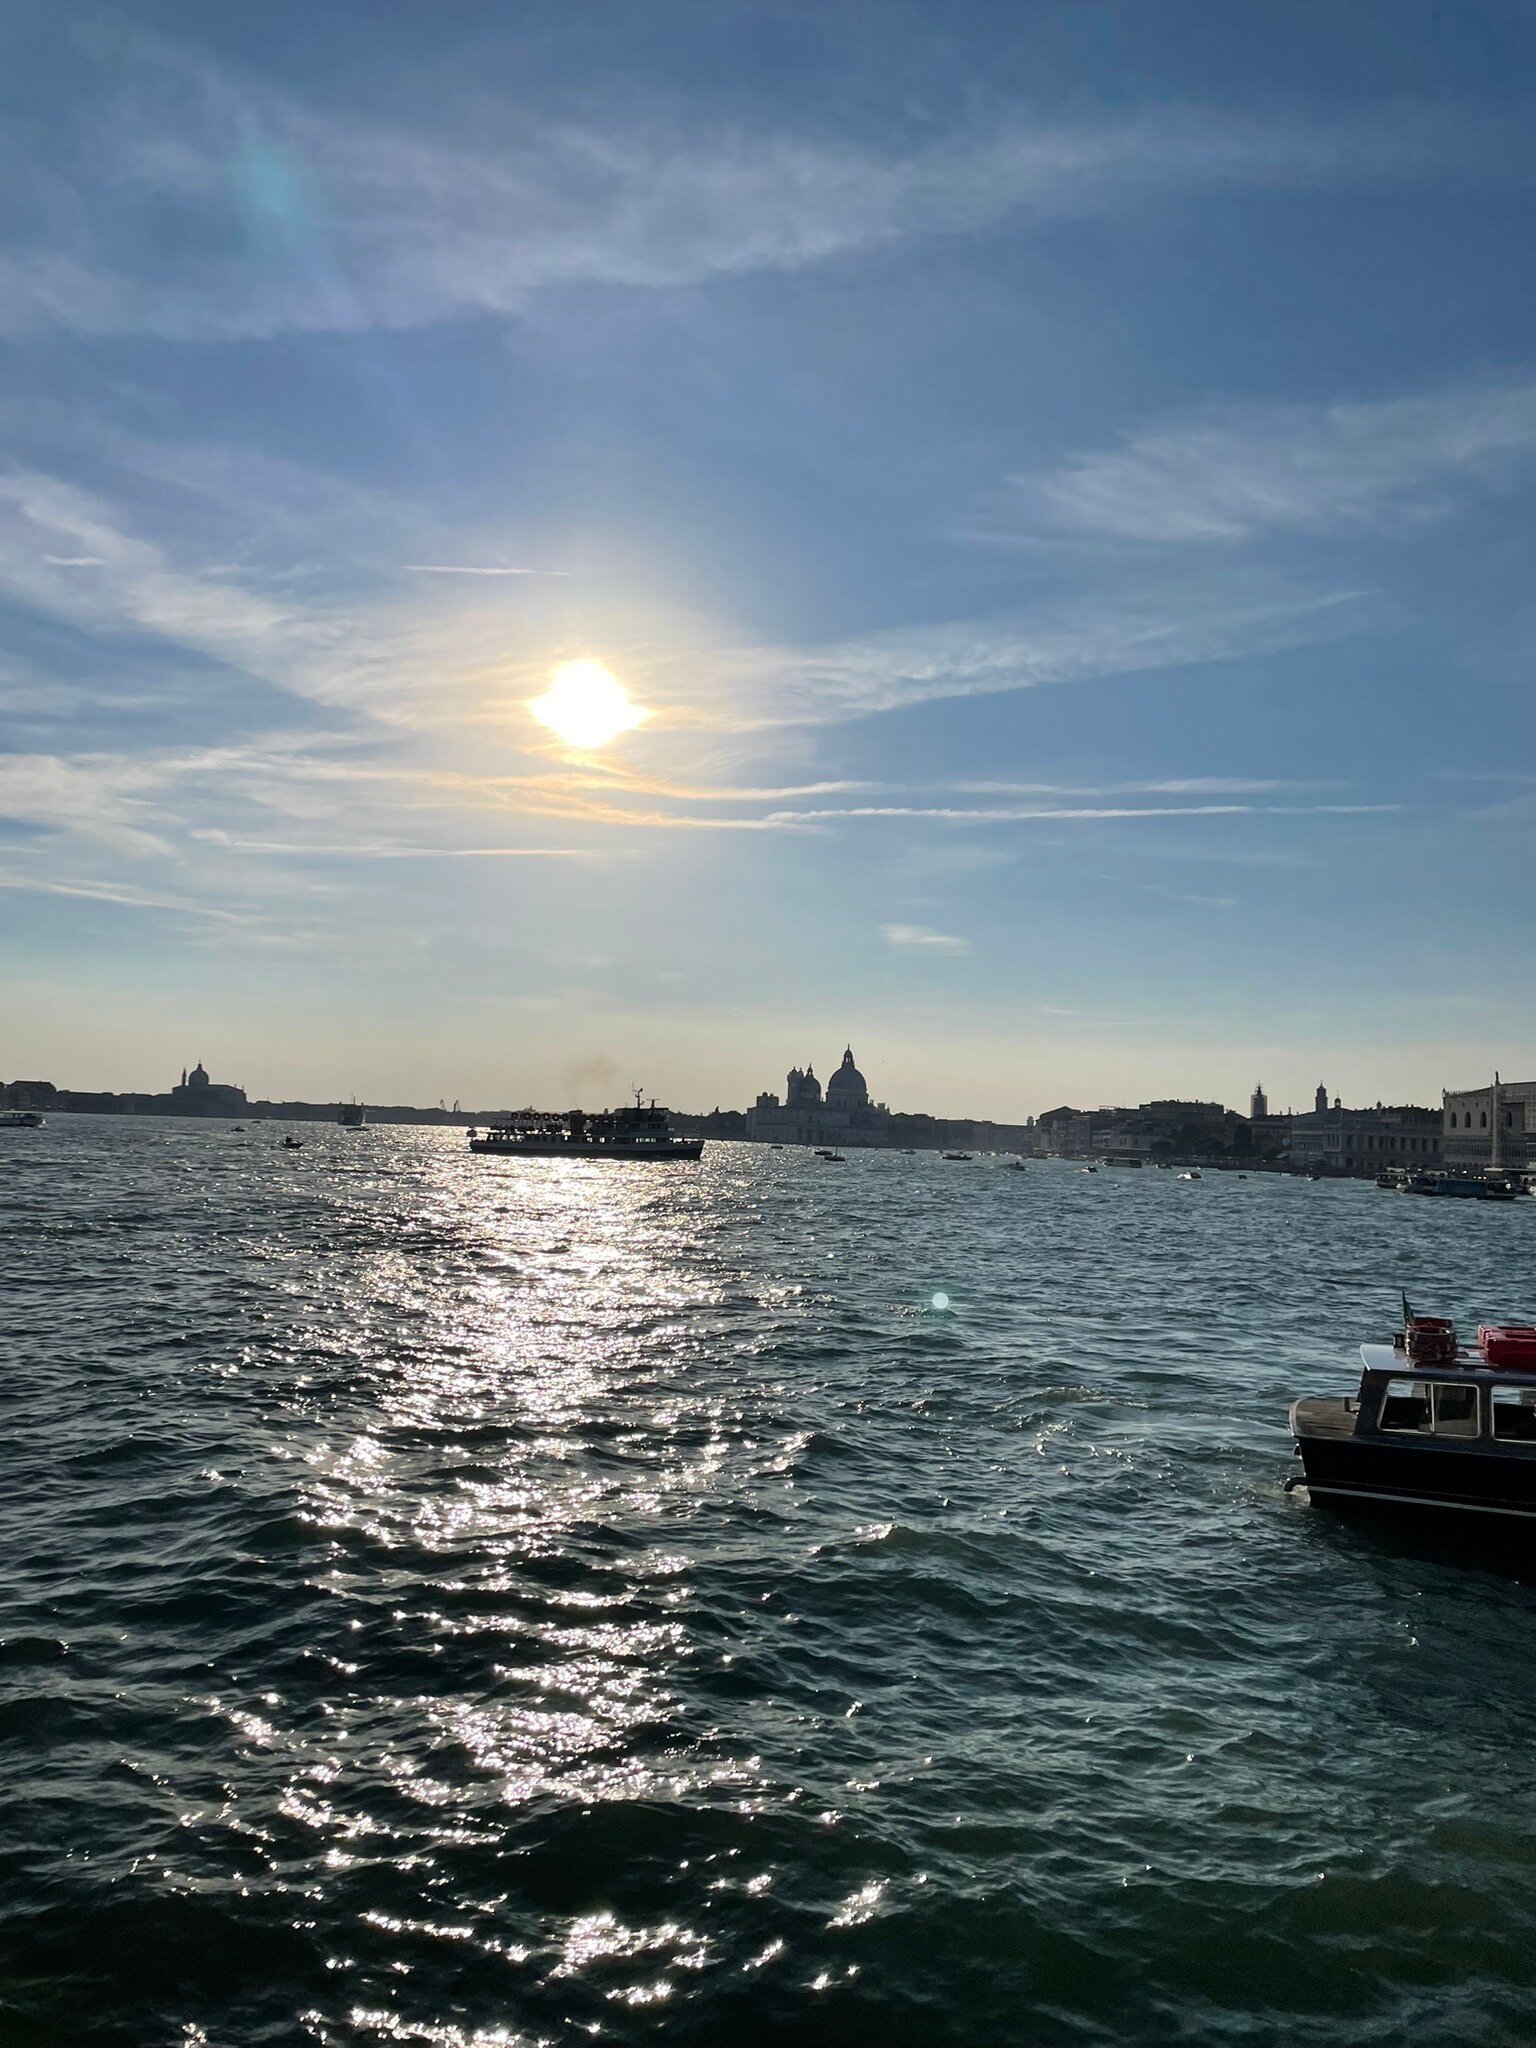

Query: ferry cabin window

[1491,1386,1536,1443]
[1379,1380,1431,1432]
[1378,1381,1480,1437]
[1431,1382,1480,1439]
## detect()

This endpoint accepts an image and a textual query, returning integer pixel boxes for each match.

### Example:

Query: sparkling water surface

[6,1121,1536,2047]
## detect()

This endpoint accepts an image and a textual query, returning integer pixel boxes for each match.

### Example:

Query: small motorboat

[1177,1170,1201,1181]
[1005,1159,1029,1172]
[282,1136,304,1150]
[943,1152,973,1162]
[819,1150,846,1163]
[1082,1164,1098,1174]
[1289,1312,1536,1524]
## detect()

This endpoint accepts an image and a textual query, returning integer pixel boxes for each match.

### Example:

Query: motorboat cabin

[1290,1343,1536,1523]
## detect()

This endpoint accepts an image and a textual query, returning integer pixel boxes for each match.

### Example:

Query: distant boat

[1178,1170,1201,1181]
[337,1101,367,1128]
[943,1151,973,1162]
[282,1135,303,1150]
[1082,1164,1098,1174]
[0,1109,44,1128]
[1006,1158,1028,1172]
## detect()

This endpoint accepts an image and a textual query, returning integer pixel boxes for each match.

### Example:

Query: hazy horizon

[4,0,1535,1111]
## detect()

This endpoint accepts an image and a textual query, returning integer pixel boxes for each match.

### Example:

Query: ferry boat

[337,1101,367,1128]
[1403,1170,1517,1200]
[0,1109,45,1128]
[469,1094,703,1161]
[1289,1315,1536,1524]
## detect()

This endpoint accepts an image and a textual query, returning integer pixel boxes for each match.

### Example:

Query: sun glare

[529,659,649,749]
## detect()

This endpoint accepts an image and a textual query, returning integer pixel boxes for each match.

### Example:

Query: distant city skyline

[2,1038,1510,1125]
[4,1,1536,1105]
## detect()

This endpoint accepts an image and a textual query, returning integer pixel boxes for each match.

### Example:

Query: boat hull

[468,1137,703,1160]
[1294,1435,1536,1522]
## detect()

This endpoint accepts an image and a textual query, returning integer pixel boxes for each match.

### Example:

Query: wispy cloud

[766,802,1394,825]
[1144,883,1238,908]
[0,31,1521,340]
[403,564,569,577]
[952,777,1298,796]
[1003,381,1536,545]
[882,922,972,955]
[0,865,282,928]
[704,583,1373,728]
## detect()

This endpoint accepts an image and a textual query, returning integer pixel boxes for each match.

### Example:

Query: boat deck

[1290,1395,1359,1439]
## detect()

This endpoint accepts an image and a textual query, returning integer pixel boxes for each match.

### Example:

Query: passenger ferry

[1289,1316,1536,1523]
[0,1109,44,1128]
[1402,1170,1518,1200]
[469,1093,703,1161]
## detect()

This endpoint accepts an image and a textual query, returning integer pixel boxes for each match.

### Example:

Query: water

[6,1122,1536,2048]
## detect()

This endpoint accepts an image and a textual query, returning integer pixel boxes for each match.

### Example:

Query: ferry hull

[1294,1435,1536,1523]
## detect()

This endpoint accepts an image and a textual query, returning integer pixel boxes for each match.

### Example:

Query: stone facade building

[1443,1077,1536,1174]
[1288,1086,1442,1176]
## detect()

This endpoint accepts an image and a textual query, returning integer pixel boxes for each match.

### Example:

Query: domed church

[824,1047,870,1112]
[748,1046,890,1147]
[169,1060,248,1116]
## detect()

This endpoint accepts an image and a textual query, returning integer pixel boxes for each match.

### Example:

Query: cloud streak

[1006,381,1536,545]
[882,922,971,955]
[403,564,570,577]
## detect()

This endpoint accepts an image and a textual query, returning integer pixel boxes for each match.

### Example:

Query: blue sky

[3,0,1536,1116]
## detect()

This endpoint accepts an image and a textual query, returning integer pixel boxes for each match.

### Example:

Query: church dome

[825,1046,869,1109]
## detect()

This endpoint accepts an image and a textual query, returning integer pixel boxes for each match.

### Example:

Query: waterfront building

[1288,1098,1441,1177]
[1443,1076,1536,1174]
[1,1079,58,1113]
[748,1047,894,1147]
[1250,1082,1269,1119]
[169,1060,248,1116]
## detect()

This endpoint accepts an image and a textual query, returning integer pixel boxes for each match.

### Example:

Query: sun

[528,659,649,749]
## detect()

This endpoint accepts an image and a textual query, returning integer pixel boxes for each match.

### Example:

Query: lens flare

[529,660,649,749]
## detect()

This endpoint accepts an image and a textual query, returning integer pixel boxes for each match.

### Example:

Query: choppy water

[6,1122,1536,2047]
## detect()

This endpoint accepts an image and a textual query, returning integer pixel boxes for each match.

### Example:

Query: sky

[3,0,1536,1118]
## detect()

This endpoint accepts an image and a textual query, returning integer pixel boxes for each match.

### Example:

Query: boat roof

[1360,1342,1536,1383]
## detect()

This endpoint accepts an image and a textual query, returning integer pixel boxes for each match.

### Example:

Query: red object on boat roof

[1478,1325,1536,1366]
[1397,1314,1458,1365]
